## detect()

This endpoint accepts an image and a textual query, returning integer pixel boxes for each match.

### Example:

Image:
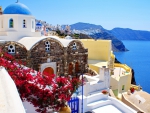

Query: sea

[114,40,150,94]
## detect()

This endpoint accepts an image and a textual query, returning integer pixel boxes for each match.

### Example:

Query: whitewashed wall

[0,67,25,113]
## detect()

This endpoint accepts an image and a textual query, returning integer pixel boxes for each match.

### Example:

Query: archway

[43,67,54,77]
[68,63,73,75]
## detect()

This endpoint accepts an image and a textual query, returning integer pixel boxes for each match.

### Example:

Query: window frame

[23,19,26,28]
[9,18,14,28]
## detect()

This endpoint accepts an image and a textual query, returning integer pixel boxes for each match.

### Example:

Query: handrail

[114,63,131,72]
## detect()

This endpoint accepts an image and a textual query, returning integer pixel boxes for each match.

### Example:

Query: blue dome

[3,2,32,15]
[36,22,42,26]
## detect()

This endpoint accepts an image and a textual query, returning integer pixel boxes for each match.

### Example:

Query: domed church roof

[36,22,42,26]
[3,2,32,15]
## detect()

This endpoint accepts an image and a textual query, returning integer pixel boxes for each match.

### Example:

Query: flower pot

[59,105,71,113]
[101,90,108,95]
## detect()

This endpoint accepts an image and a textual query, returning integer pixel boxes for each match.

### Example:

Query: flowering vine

[0,49,82,113]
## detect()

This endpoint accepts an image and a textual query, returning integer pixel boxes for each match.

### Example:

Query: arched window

[8,45,15,54]
[72,42,77,50]
[32,21,34,29]
[9,18,14,28]
[23,19,26,28]
[45,41,50,51]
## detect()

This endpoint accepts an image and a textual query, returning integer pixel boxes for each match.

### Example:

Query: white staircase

[86,92,112,111]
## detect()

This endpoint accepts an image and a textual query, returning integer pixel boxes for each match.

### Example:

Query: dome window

[23,19,26,28]
[72,42,77,50]
[45,41,50,51]
[8,45,15,54]
[9,18,14,28]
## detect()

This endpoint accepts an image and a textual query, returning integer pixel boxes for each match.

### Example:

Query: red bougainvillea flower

[0,49,82,113]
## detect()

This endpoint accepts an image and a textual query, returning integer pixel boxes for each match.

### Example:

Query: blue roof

[3,2,32,15]
[36,22,42,26]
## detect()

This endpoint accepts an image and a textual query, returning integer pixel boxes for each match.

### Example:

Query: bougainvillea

[0,49,82,113]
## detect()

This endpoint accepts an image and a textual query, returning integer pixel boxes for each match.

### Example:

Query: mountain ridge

[70,22,150,40]
[109,28,150,40]
[70,22,128,52]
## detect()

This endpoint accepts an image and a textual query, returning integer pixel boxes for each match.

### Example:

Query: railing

[68,96,79,113]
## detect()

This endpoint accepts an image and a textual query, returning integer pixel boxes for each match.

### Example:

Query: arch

[49,37,64,48]
[75,62,79,73]
[23,19,26,28]
[67,40,85,49]
[43,67,54,77]
[9,18,14,28]
[5,41,27,52]
[68,63,73,75]
[30,37,64,52]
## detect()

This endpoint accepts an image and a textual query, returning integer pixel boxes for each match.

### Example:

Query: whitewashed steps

[87,99,111,111]
[87,92,108,104]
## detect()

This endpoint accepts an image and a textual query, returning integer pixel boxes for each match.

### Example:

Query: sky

[1,0,150,31]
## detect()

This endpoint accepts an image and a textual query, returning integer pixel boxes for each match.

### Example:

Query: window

[122,85,125,90]
[9,18,14,28]
[32,21,34,29]
[45,41,50,51]
[23,19,26,28]
[8,45,15,54]
[72,42,77,50]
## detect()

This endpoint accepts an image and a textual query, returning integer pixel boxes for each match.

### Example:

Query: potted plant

[59,105,71,113]
[101,90,108,95]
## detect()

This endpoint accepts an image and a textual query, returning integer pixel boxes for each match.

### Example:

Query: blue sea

[114,40,150,94]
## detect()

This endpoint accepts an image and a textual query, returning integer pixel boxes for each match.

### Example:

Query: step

[87,99,111,111]
[89,88,109,95]
[87,92,108,104]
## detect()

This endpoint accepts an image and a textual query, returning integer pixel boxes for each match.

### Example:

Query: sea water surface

[114,40,150,93]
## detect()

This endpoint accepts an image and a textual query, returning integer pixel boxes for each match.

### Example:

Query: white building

[77,67,136,113]
[0,2,41,41]
[35,22,42,32]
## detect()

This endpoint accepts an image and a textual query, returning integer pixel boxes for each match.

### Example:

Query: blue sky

[1,0,150,31]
